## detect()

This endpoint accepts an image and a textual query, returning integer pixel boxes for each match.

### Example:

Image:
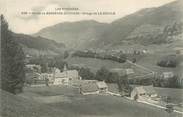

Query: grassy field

[17,86,182,117]
[155,87,183,104]
[66,57,129,73]
[0,89,70,117]
[66,56,152,74]
[67,52,182,74]
[2,85,182,117]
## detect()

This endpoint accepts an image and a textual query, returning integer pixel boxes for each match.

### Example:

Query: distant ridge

[35,0,183,49]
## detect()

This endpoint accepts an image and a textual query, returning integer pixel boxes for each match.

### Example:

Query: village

[1,1,183,116]
[23,46,183,115]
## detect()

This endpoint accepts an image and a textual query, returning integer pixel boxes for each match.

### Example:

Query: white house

[40,73,54,82]
[53,66,81,85]
[125,68,134,75]
[162,72,174,79]
[131,85,158,101]
[53,72,69,85]
[96,81,108,93]
[174,47,183,55]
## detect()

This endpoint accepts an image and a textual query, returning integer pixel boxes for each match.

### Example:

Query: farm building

[131,85,158,101]
[80,80,109,95]
[96,81,108,93]
[174,47,183,55]
[161,72,174,79]
[53,72,69,85]
[80,80,99,95]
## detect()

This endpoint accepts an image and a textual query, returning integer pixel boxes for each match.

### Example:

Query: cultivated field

[66,57,129,73]
[66,55,179,75]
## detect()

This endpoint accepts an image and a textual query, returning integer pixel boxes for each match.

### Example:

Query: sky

[0,0,176,34]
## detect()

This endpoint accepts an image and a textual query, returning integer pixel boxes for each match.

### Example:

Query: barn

[80,80,99,95]
[96,81,108,93]
[131,85,158,101]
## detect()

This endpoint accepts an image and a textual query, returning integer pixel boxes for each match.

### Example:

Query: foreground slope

[0,89,68,117]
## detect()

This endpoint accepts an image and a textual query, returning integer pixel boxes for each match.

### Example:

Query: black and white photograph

[0,0,183,117]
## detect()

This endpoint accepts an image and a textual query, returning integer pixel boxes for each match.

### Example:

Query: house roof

[96,81,108,89]
[107,83,119,94]
[55,72,67,78]
[162,72,174,78]
[66,70,78,77]
[134,85,156,95]
[81,82,98,93]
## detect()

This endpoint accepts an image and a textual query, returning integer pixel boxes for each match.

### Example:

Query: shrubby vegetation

[153,76,182,88]
[157,55,178,68]
[1,15,25,94]
[29,55,67,72]
[78,67,95,80]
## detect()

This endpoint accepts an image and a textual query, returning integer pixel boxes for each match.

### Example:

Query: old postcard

[0,0,183,117]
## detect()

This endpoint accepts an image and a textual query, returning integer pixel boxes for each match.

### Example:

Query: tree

[117,75,131,95]
[106,72,119,83]
[95,67,110,81]
[64,51,69,59]
[79,67,95,80]
[1,15,25,94]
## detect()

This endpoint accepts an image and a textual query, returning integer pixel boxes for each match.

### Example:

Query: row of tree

[72,50,127,63]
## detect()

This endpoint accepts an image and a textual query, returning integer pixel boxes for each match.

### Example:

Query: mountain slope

[12,32,65,56]
[92,0,183,48]
[35,20,109,49]
[34,0,183,49]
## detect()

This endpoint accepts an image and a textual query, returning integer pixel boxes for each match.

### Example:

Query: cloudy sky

[1,0,176,34]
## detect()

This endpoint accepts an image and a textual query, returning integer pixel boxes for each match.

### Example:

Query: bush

[157,55,178,68]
